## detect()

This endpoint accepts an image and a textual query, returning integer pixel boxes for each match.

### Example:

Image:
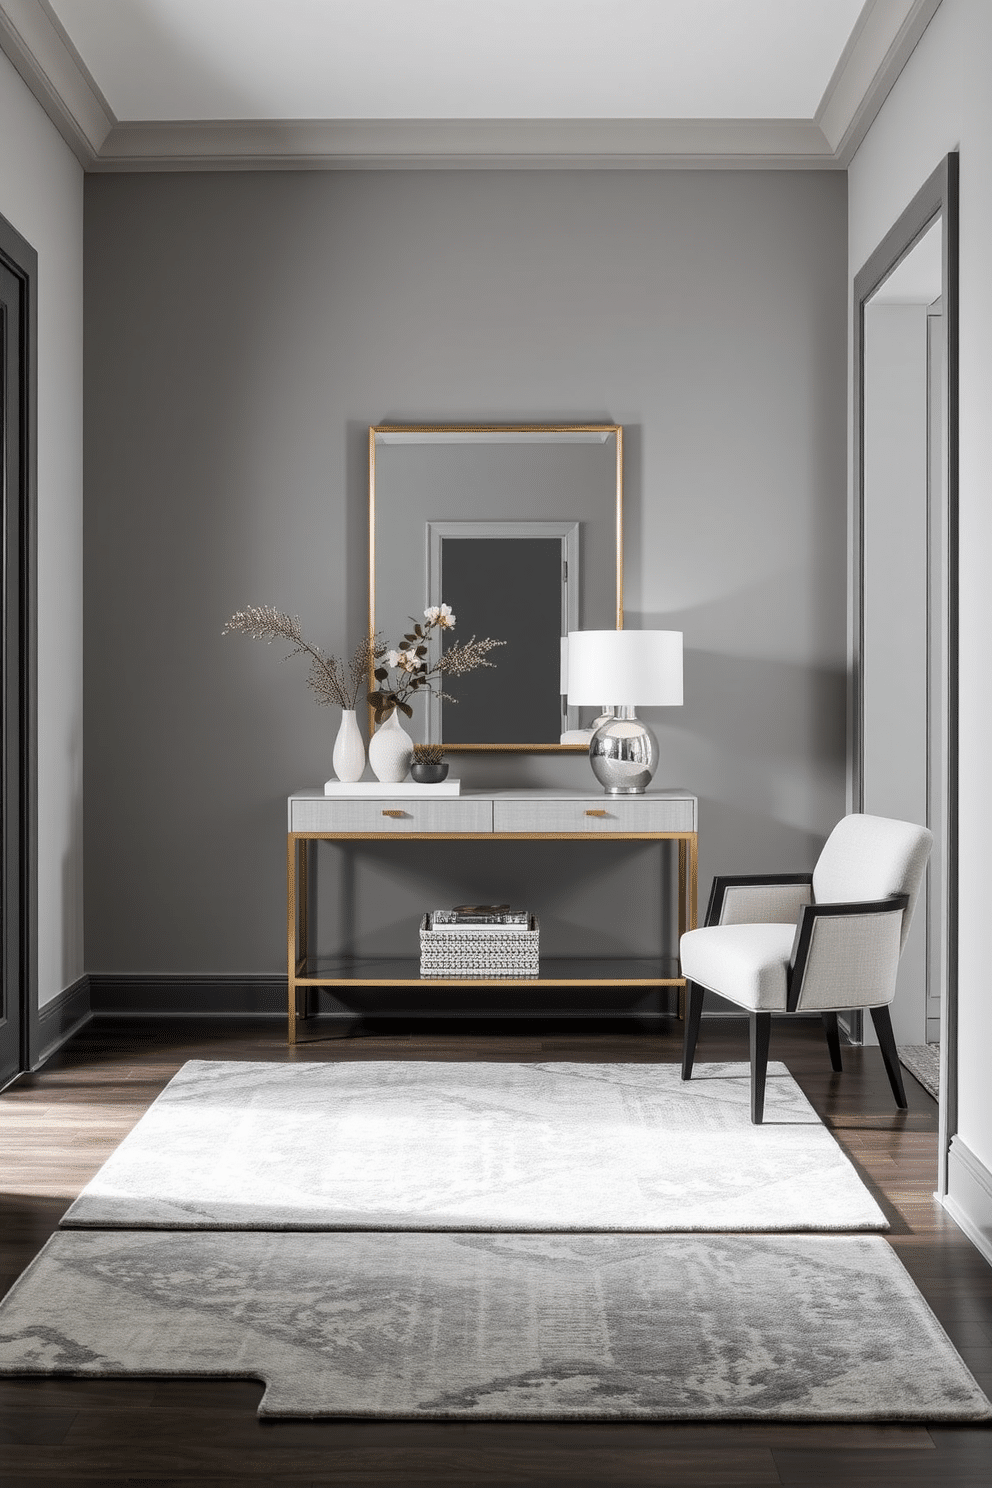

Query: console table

[286,787,698,1044]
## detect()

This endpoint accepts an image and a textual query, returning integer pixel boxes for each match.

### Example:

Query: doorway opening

[0,207,38,1089]
[852,154,959,1193]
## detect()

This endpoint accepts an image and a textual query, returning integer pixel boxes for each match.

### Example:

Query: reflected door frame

[851,153,959,1195]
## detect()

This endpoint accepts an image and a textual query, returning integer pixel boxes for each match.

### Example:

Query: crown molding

[91,117,840,172]
[0,0,943,172]
[817,0,944,164]
[0,0,112,164]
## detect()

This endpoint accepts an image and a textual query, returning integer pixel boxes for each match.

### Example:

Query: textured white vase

[332,709,366,783]
[368,710,414,783]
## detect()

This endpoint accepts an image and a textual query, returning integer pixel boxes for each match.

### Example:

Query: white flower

[388,646,422,674]
[424,602,456,629]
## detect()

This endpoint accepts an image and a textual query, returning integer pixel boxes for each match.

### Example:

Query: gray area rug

[899,1044,940,1100]
[1,1230,987,1420]
[61,1060,888,1232]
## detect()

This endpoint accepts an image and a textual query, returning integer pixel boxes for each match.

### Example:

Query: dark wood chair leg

[869,1004,908,1109]
[750,1012,771,1123]
[822,1011,843,1072]
[681,981,704,1080]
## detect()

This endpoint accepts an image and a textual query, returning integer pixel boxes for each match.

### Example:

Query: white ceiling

[49,0,868,122]
[0,0,943,169]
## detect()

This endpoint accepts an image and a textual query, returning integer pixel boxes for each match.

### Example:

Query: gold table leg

[298,838,309,1022]
[287,836,311,1043]
[676,833,699,1020]
[286,836,298,1044]
[678,839,688,940]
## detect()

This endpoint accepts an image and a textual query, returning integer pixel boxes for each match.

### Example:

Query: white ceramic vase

[368,710,414,783]
[332,709,366,783]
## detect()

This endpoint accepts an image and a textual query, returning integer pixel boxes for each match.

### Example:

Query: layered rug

[60,1059,888,1233]
[0,1230,988,1421]
[899,1044,940,1101]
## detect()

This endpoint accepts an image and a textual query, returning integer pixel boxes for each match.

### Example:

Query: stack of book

[419,909,539,978]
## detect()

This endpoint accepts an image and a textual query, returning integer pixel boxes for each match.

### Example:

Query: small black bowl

[410,761,449,784]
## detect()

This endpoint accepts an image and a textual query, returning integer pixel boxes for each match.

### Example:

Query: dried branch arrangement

[224,600,504,727]
[223,606,378,711]
[369,604,505,725]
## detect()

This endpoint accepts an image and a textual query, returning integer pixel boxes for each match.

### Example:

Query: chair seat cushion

[680,923,796,1011]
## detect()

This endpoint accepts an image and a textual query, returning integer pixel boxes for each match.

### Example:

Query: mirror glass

[370,425,623,750]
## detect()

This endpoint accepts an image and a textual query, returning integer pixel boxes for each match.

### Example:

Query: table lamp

[566,630,683,794]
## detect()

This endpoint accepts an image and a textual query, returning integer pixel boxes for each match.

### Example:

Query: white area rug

[61,1060,888,1232]
[1,1230,986,1420]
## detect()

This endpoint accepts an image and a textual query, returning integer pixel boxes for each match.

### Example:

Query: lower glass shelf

[294,955,684,987]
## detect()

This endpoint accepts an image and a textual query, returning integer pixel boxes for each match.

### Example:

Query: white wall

[850,0,992,1181]
[0,50,85,1007]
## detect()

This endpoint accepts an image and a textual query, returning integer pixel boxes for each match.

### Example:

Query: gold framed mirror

[369,423,623,751]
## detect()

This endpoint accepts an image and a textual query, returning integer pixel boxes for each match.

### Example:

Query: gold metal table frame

[286,817,697,1044]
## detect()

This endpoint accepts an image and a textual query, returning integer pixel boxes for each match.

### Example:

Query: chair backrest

[812,813,933,952]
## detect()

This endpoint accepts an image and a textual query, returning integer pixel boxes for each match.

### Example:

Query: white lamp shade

[566,630,683,707]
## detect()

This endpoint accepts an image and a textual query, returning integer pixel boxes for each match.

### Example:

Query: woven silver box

[420,913,539,978]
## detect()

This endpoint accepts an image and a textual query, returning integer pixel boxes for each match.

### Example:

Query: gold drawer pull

[381,809,407,818]
[585,809,610,818]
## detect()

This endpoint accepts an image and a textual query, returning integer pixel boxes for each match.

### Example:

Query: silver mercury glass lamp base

[588,706,658,795]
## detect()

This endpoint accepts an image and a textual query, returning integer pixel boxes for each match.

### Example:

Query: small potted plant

[410,743,448,785]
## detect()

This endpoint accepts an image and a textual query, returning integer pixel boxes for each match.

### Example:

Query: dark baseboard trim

[36,975,92,1065]
[34,977,833,1048]
[86,975,683,1023]
[89,975,287,1017]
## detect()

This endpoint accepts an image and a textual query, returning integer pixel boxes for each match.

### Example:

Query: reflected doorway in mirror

[426,521,578,746]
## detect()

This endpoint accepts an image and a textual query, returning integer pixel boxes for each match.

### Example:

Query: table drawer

[289,798,494,834]
[492,797,696,834]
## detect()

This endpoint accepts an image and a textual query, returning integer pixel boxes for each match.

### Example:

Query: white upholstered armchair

[679,813,933,1123]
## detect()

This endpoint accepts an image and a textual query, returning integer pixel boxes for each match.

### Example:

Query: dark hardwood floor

[1,1013,990,1486]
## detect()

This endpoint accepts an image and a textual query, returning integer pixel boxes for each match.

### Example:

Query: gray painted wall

[0,49,85,1010]
[84,169,847,979]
